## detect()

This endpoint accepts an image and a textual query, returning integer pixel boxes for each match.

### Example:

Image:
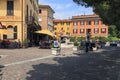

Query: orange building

[53,14,108,39]
[71,14,108,37]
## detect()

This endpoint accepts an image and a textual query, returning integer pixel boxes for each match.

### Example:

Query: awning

[35,30,54,37]
[0,29,13,34]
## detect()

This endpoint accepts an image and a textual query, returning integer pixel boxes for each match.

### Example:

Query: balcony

[25,16,35,25]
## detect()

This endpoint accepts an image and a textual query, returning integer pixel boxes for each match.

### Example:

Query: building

[38,4,54,32]
[0,0,40,44]
[53,19,71,39]
[71,14,108,38]
[53,14,108,40]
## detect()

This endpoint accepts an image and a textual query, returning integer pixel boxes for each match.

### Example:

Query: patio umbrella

[35,30,54,37]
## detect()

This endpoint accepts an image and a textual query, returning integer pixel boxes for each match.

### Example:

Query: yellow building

[53,19,72,39]
[0,0,40,44]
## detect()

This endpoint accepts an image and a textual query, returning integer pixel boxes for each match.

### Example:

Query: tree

[73,0,120,30]
[109,25,117,37]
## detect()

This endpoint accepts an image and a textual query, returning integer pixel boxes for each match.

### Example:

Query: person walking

[85,41,89,53]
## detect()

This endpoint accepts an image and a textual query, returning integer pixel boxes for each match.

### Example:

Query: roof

[72,14,100,19]
[53,19,71,22]
[39,4,55,13]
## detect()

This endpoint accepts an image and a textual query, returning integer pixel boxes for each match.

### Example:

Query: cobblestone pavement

[0,46,74,80]
[0,46,120,80]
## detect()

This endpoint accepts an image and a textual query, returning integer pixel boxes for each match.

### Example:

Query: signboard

[54,41,59,48]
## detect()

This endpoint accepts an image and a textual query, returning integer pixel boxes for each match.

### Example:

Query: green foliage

[70,37,76,42]
[74,41,79,46]
[108,36,119,41]
[109,25,117,37]
[77,36,86,41]
[73,0,120,31]
[91,36,108,42]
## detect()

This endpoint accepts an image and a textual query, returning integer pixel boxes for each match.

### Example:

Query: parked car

[110,41,118,46]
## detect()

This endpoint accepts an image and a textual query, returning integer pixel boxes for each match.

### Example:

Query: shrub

[77,36,86,41]
[70,37,76,42]
[74,41,79,46]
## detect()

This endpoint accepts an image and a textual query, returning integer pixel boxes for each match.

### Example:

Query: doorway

[86,29,91,34]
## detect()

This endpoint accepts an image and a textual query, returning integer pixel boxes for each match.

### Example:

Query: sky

[39,0,94,19]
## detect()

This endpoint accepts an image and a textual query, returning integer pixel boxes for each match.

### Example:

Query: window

[73,21,78,26]
[54,23,57,25]
[80,29,84,33]
[7,26,14,39]
[14,26,17,39]
[66,22,70,26]
[94,28,99,34]
[67,27,69,30]
[61,22,64,25]
[54,27,57,30]
[73,29,78,34]
[80,21,84,25]
[39,9,42,13]
[94,20,99,25]
[101,28,106,33]
[66,32,70,35]
[54,32,57,35]
[7,0,14,15]
[38,17,42,22]
[87,20,91,25]
[26,5,29,17]
[30,0,32,4]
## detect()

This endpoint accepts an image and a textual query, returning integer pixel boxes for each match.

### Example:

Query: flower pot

[73,46,78,51]
[51,48,60,55]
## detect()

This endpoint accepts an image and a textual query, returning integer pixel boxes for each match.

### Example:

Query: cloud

[39,0,93,19]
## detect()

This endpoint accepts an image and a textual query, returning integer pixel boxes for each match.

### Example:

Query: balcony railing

[25,16,35,25]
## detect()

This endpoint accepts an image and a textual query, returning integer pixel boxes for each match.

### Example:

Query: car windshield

[110,41,117,44]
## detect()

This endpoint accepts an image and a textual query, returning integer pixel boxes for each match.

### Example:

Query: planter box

[51,48,60,55]
[73,46,78,51]
[92,47,97,51]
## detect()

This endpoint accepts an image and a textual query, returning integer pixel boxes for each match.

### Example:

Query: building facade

[53,14,108,39]
[0,0,40,43]
[53,19,71,39]
[71,14,108,37]
[38,4,54,32]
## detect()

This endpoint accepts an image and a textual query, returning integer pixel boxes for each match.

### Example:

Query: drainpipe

[21,0,23,42]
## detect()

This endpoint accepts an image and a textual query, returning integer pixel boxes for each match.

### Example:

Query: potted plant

[78,45,85,54]
[73,41,79,52]
[51,41,61,55]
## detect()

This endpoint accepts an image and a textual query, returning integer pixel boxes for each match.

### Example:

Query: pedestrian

[39,40,42,48]
[85,41,89,53]
[17,39,21,48]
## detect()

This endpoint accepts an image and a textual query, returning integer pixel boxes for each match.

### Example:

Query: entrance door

[86,29,91,34]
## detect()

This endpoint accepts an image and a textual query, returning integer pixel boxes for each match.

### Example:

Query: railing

[25,16,35,25]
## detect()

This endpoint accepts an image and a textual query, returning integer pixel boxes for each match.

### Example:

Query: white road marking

[5,55,54,66]
[4,50,74,67]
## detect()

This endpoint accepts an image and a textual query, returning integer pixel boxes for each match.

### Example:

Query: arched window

[7,25,14,39]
